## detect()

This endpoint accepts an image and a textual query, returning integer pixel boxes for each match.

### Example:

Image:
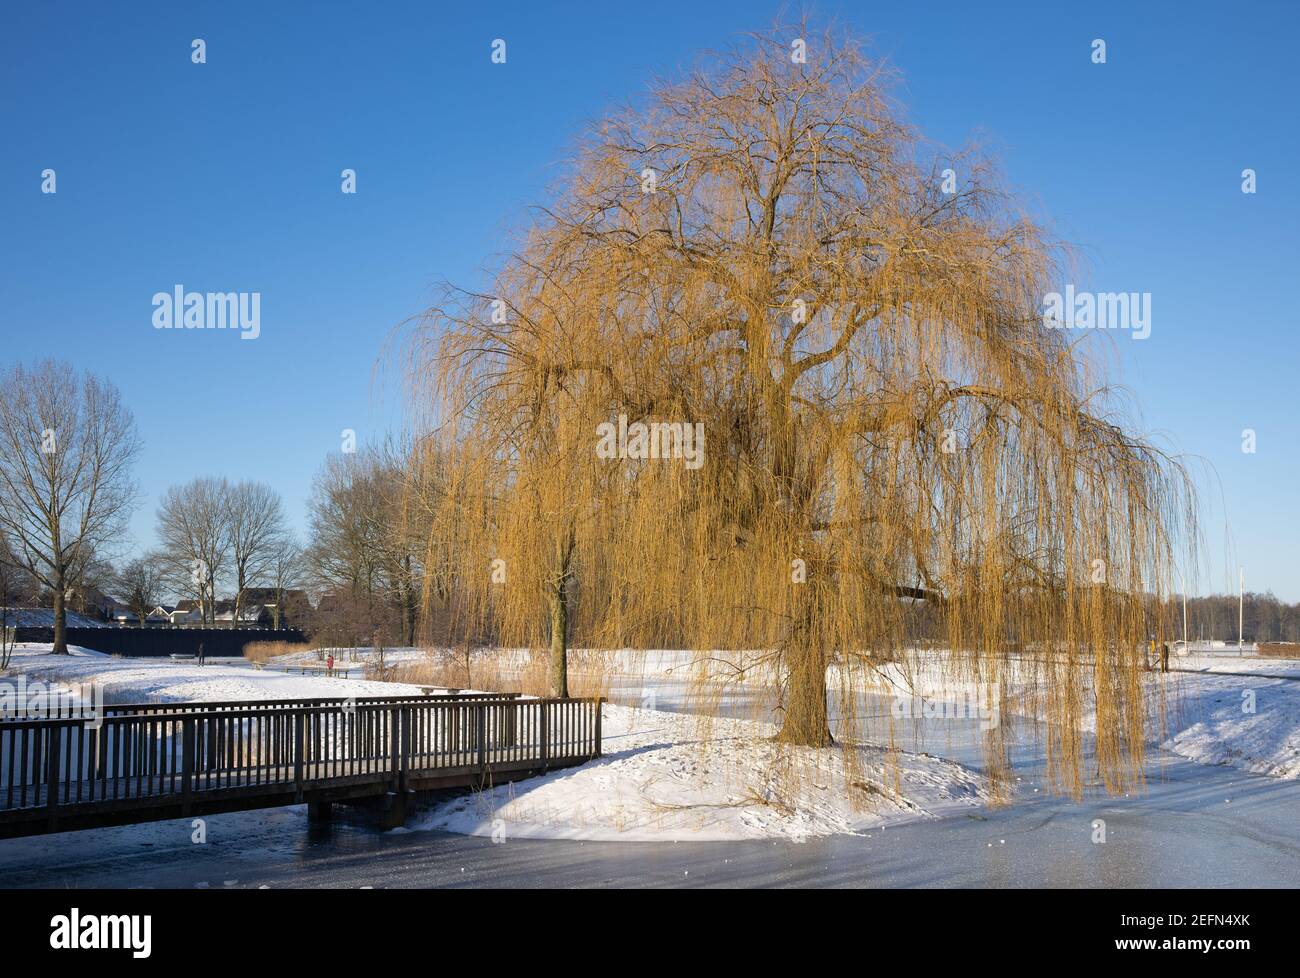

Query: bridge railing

[0,697,602,820]
[0,691,521,723]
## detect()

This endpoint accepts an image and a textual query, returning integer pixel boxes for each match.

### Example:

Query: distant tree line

[1174,592,1300,644]
[0,360,429,649]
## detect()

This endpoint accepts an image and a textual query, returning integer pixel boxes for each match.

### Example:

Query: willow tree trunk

[546,525,576,698]
[776,599,833,746]
[548,579,569,697]
[765,375,833,746]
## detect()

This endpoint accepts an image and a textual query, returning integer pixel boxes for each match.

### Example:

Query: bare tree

[408,340,609,697]
[413,20,1196,793]
[266,535,304,630]
[115,554,166,625]
[406,437,461,645]
[0,361,141,653]
[67,549,117,618]
[156,477,232,624]
[305,448,423,644]
[307,453,384,603]
[370,443,425,648]
[0,536,30,670]
[226,481,287,625]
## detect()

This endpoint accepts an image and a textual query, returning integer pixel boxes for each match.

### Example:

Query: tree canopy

[413,21,1196,795]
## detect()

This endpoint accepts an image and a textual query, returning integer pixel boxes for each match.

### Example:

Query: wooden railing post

[400,707,411,790]
[389,707,401,790]
[476,704,487,773]
[205,716,217,773]
[293,711,305,800]
[594,698,603,758]
[45,724,62,830]
[181,717,195,815]
[540,701,550,769]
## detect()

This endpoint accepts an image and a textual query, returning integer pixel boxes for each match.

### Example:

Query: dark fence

[12,627,306,659]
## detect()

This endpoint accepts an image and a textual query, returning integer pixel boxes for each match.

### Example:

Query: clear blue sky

[2,1,1296,599]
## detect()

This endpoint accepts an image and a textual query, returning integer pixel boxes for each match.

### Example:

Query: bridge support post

[376,790,411,830]
[307,800,332,823]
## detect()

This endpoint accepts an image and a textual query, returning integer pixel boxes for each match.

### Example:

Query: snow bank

[1156,673,1300,779]
[856,649,1300,781]
[271,646,425,666]
[416,703,988,843]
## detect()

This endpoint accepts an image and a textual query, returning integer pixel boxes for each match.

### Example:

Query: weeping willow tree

[412,21,1195,795]
[410,242,627,697]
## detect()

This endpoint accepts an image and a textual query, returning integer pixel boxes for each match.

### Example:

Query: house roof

[0,608,108,628]
[239,588,310,605]
[214,604,266,621]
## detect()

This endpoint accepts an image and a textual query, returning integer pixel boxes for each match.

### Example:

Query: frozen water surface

[1,680,1296,888]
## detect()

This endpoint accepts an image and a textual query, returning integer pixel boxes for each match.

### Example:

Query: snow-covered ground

[416,704,988,842]
[272,646,424,666]
[4,642,1298,843]
[1173,649,1300,679]
[868,648,1300,781]
[2,644,991,842]
[1,644,437,703]
[1156,671,1300,778]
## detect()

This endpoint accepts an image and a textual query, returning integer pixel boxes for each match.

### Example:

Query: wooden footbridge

[0,693,602,839]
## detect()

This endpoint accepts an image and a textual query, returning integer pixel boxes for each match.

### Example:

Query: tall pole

[1239,566,1245,655]
[1182,588,1188,650]
[1179,572,1188,653]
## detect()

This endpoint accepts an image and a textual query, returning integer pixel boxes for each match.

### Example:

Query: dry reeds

[382,648,615,699]
[1258,643,1300,659]
[242,640,313,664]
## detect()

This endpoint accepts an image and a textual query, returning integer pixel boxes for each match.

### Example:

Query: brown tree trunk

[402,558,418,646]
[776,595,833,746]
[766,382,833,747]
[52,574,68,654]
[777,643,832,746]
[548,579,569,698]
[546,525,575,698]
